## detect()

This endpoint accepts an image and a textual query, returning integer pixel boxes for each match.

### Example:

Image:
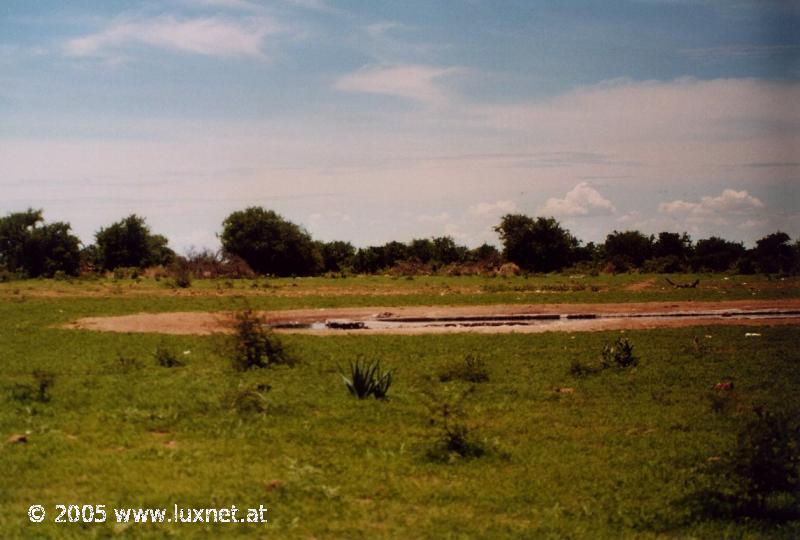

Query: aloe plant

[341,358,394,399]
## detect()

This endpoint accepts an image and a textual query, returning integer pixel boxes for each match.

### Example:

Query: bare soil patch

[66,299,800,336]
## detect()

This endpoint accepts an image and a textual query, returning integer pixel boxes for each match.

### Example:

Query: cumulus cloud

[64,15,279,59]
[467,200,517,217]
[333,64,462,104]
[659,189,764,216]
[538,182,616,217]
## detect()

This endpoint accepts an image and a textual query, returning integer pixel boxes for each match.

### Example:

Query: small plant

[601,337,638,369]
[10,370,55,403]
[340,358,394,399]
[154,344,184,368]
[439,354,490,383]
[424,386,485,462]
[229,310,294,371]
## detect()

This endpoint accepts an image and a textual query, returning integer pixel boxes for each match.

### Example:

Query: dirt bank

[65,299,800,335]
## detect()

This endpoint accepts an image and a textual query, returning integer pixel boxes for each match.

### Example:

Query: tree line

[0,207,798,279]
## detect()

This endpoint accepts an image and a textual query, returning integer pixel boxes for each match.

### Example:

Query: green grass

[1,277,799,538]
[2,272,799,309]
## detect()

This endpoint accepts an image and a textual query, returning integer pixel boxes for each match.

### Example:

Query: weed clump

[229,310,293,371]
[601,337,638,369]
[340,358,394,399]
[439,354,489,383]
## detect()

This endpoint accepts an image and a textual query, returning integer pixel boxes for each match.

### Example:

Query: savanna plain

[2,273,799,538]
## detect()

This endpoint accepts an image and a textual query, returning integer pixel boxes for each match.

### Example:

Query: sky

[1,0,799,252]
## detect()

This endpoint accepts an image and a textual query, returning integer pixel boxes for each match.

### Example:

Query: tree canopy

[93,215,175,270]
[494,215,578,272]
[220,207,320,276]
[0,209,81,277]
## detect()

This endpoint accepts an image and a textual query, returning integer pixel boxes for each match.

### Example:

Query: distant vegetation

[0,206,798,279]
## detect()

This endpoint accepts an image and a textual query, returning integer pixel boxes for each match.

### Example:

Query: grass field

[1,274,799,538]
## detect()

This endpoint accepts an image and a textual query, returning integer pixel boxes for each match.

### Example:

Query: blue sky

[1,0,799,251]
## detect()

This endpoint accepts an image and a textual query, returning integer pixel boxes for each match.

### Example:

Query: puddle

[272,309,800,332]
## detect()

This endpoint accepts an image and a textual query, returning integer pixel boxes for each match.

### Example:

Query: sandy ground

[65,299,800,336]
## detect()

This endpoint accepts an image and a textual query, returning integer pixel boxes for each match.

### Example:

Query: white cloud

[539,182,616,217]
[333,64,463,104]
[467,200,517,217]
[417,212,451,223]
[659,189,764,216]
[64,15,279,59]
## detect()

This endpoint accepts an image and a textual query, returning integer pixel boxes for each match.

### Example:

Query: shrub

[601,337,638,368]
[439,354,490,383]
[229,310,293,371]
[154,345,184,368]
[340,358,394,399]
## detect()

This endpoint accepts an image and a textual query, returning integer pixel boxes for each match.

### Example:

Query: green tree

[603,230,653,269]
[0,209,81,277]
[653,232,692,259]
[692,237,745,272]
[754,232,795,274]
[220,207,320,276]
[318,240,355,272]
[94,215,175,270]
[494,215,578,272]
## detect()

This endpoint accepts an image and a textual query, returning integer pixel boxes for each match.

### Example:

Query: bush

[340,358,394,399]
[601,337,638,368]
[154,345,184,368]
[425,386,485,461]
[229,310,293,371]
[439,354,490,383]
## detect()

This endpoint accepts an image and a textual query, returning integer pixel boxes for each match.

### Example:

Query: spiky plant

[341,358,394,399]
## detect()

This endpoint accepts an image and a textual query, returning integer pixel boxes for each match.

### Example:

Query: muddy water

[273,309,800,332]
